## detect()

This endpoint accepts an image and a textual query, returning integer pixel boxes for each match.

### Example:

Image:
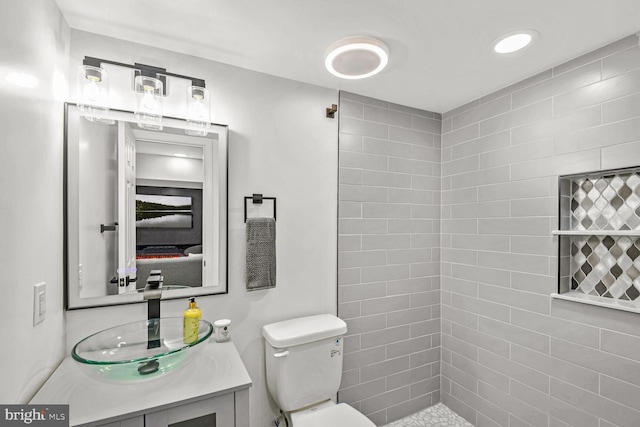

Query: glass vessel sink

[72,317,213,382]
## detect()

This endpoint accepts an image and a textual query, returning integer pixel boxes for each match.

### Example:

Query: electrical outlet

[33,282,46,326]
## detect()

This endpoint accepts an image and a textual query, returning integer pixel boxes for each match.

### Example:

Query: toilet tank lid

[262,314,347,348]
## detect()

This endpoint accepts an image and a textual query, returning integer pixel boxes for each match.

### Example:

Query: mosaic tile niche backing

[570,235,640,300]
[561,169,640,301]
[570,172,640,230]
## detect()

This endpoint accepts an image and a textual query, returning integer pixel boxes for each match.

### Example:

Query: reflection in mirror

[65,103,228,309]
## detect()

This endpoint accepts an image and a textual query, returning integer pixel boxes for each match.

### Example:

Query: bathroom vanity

[30,341,251,427]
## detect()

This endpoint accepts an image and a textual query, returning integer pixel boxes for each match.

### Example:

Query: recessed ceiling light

[325,36,389,80]
[6,72,38,88]
[491,30,538,54]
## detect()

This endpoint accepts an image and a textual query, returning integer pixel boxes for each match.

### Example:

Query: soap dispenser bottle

[183,297,202,344]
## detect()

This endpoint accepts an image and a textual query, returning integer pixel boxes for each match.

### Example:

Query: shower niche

[553,167,640,313]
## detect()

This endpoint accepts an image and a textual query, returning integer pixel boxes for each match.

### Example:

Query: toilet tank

[262,314,347,412]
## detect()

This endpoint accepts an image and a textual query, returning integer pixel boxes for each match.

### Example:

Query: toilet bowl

[262,314,375,427]
[289,400,375,427]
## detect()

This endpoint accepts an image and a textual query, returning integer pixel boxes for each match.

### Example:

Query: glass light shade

[77,65,113,124]
[186,86,211,136]
[134,75,163,131]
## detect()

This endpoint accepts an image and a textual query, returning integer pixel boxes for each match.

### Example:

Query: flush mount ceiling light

[491,30,539,54]
[325,36,389,79]
[77,57,211,135]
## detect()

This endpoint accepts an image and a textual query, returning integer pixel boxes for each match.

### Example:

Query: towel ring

[244,194,276,223]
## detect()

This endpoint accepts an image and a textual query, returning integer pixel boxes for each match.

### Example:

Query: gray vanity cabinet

[97,392,243,427]
[145,393,234,427]
[31,341,251,427]
[95,417,143,427]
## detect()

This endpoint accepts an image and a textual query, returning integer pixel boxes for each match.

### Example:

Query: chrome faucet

[144,270,163,349]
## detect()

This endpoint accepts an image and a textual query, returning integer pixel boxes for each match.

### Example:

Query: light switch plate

[33,282,46,326]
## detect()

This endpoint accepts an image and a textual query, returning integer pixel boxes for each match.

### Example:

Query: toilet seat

[293,403,376,427]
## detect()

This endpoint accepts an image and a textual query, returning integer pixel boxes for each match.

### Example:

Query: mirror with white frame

[65,103,228,309]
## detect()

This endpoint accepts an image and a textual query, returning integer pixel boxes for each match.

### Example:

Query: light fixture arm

[162,69,205,89]
[82,56,206,95]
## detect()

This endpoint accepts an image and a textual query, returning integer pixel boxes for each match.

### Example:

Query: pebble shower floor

[384,403,474,427]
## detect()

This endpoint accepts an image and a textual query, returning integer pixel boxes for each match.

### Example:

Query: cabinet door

[97,416,144,427]
[145,393,234,427]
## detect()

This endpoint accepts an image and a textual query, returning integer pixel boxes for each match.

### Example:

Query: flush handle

[273,350,290,358]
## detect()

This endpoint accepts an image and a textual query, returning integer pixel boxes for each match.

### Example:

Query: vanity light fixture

[491,30,538,54]
[185,85,211,136]
[325,36,389,79]
[77,57,210,134]
[134,74,164,130]
[78,59,113,124]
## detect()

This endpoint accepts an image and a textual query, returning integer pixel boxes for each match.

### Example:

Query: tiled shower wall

[337,91,442,425]
[440,34,640,427]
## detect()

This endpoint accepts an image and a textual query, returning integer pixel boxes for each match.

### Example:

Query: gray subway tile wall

[338,34,640,427]
[441,34,640,427]
[338,91,442,425]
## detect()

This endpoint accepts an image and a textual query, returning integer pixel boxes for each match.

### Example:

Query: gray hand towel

[246,217,276,290]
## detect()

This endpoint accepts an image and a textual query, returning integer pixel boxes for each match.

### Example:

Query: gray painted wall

[441,34,640,427]
[66,29,339,426]
[0,0,69,403]
[337,91,442,425]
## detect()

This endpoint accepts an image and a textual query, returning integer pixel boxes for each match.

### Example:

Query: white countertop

[30,340,252,426]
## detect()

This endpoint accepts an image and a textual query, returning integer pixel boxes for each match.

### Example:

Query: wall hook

[326,104,338,119]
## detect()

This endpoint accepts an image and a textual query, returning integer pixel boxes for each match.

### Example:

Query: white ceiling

[55,0,640,113]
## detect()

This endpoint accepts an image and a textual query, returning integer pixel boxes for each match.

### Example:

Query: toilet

[262,314,376,427]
